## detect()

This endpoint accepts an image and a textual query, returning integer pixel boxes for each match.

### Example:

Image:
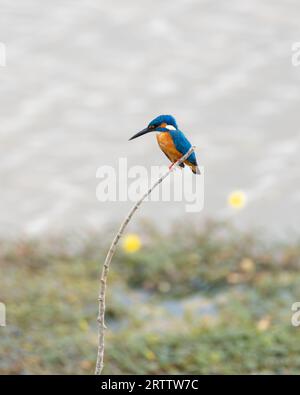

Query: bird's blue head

[129,115,178,140]
[148,115,178,130]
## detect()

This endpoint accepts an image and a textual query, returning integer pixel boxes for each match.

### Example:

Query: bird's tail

[191,164,201,175]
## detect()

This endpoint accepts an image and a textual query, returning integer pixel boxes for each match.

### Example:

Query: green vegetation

[0,221,299,374]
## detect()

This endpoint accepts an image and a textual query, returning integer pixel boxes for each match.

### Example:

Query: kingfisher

[129,115,200,174]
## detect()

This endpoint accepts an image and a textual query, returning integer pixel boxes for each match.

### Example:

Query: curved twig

[95,146,195,375]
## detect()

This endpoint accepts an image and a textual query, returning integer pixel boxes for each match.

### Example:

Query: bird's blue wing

[170,130,197,165]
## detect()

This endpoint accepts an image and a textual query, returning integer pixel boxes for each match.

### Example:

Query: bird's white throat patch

[165,124,176,130]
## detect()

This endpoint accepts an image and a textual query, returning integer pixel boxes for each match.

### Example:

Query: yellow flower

[122,234,141,253]
[145,349,156,361]
[257,316,271,332]
[79,319,89,332]
[228,190,246,209]
[240,258,255,273]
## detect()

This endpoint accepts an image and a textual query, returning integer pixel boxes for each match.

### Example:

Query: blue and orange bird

[129,115,200,174]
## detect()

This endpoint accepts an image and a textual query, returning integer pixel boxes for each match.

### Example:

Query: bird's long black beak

[129,127,151,141]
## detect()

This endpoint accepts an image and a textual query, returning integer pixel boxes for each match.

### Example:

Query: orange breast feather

[156,132,182,163]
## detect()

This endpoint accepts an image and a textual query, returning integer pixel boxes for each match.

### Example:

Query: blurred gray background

[0,0,299,239]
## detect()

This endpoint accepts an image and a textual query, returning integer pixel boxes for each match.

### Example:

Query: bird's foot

[168,163,174,170]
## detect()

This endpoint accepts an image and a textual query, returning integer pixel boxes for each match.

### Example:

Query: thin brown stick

[95,146,195,375]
